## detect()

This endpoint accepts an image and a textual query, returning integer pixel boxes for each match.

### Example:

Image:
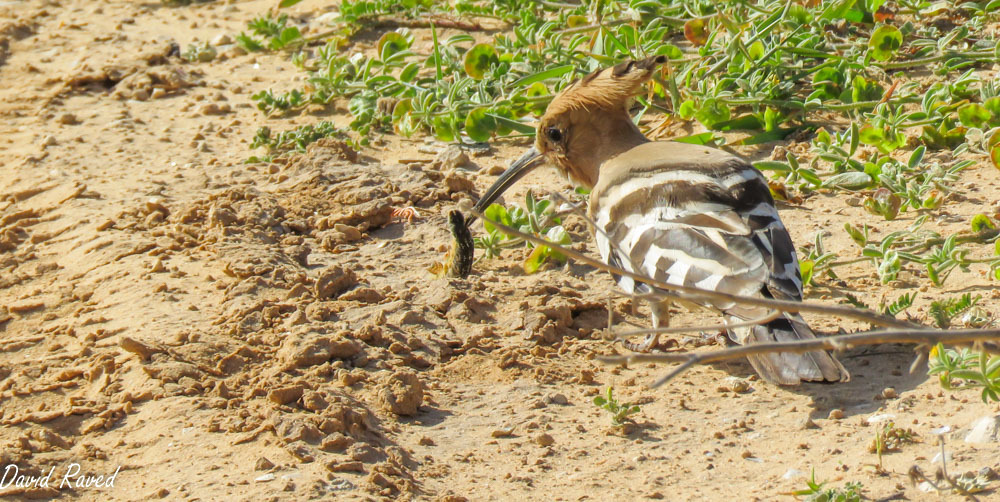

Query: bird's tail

[729,314,850,385]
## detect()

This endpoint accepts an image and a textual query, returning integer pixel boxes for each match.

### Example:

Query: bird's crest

[546,55,667,116]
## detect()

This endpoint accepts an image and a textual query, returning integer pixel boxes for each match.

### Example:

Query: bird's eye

[545,127,563,143]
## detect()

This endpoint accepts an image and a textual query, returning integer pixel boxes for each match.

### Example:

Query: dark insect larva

[445,210,474,278]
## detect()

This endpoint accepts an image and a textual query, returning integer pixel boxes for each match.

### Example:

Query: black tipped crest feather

[546,55,667,115]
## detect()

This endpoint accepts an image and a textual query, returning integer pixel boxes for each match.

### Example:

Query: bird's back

[588,141,796,312]
[588,140,849,384]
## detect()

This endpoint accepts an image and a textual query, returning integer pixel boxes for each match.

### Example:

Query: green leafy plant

[868,25,902,62]
[799,231,838,287]
[880,293,915,317]
[476,190,571,274]
[593,387,640,426]
[252,89,305,115]
[928,294,982,329]
[237,13,304,52]
[844,216,1000,287]
[239,0,1000,153]
[953,471,992,494]
[869,421,918,470]
[248,121,350,161]
[928,343,1000,403]
[840,293,914,321]
[790,470,864,502]
[181,41,216,63]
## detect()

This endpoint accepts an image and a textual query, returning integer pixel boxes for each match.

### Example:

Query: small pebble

[211,33,233,45]
[255,457,274,471]
[534,433,554,447]
[546,393,568,405]
[150,257,166,273]
[882,387,898,399]
[491,426,514,438]
[828,409,845,420]
[57,113,78,125]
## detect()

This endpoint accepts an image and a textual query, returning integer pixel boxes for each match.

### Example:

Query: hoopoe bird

[472,56,849,385]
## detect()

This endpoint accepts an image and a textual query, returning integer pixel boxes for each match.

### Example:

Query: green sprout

[593,387,640,426]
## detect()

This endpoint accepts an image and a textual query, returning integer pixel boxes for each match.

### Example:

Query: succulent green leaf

[695,98,731,129]
[869,25,903,61]
[464,107,497,142]
[464,44,499,80]
[958,103,991,128]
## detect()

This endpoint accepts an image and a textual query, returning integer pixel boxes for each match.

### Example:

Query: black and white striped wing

[591,149,802,315]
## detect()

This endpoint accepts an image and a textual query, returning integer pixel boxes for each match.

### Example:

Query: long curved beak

[468,147,545,226]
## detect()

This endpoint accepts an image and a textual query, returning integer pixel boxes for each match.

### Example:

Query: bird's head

[472,55,666,214]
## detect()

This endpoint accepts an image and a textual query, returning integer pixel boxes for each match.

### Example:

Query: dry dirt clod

[491,426,515,438]
[534,433,555,447]
[315,266,358,299]
[211,33,233,46]
[199,102,231,115]
[301,390,327,412]
[376,371,424,416]
[321,433,354,452]
[443,170,475,194]
[828,409,845,420]
[119,336,159,360]
[433,145,470,170]
[57,112,78,125]
[9,300,44,314]
[546,393,569,405]
[277,328,357,370]
[255,457,275,471]
[209,206,239,227]
[268,384,304,405]
[285,309,308,327]
[327,460,364,473]
[333,223,362,241]
[150,257,166,273]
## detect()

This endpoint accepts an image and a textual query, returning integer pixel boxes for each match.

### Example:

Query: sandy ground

[1,1,999,500]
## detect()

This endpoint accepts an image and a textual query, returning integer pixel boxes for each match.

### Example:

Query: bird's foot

[688,330,729,347]
[622,334,658,353]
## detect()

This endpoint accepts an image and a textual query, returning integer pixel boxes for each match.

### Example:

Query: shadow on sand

[710,344,929,420]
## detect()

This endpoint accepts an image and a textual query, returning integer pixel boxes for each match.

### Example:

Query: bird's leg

[624,299,669,352]
[607,295,614,331]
